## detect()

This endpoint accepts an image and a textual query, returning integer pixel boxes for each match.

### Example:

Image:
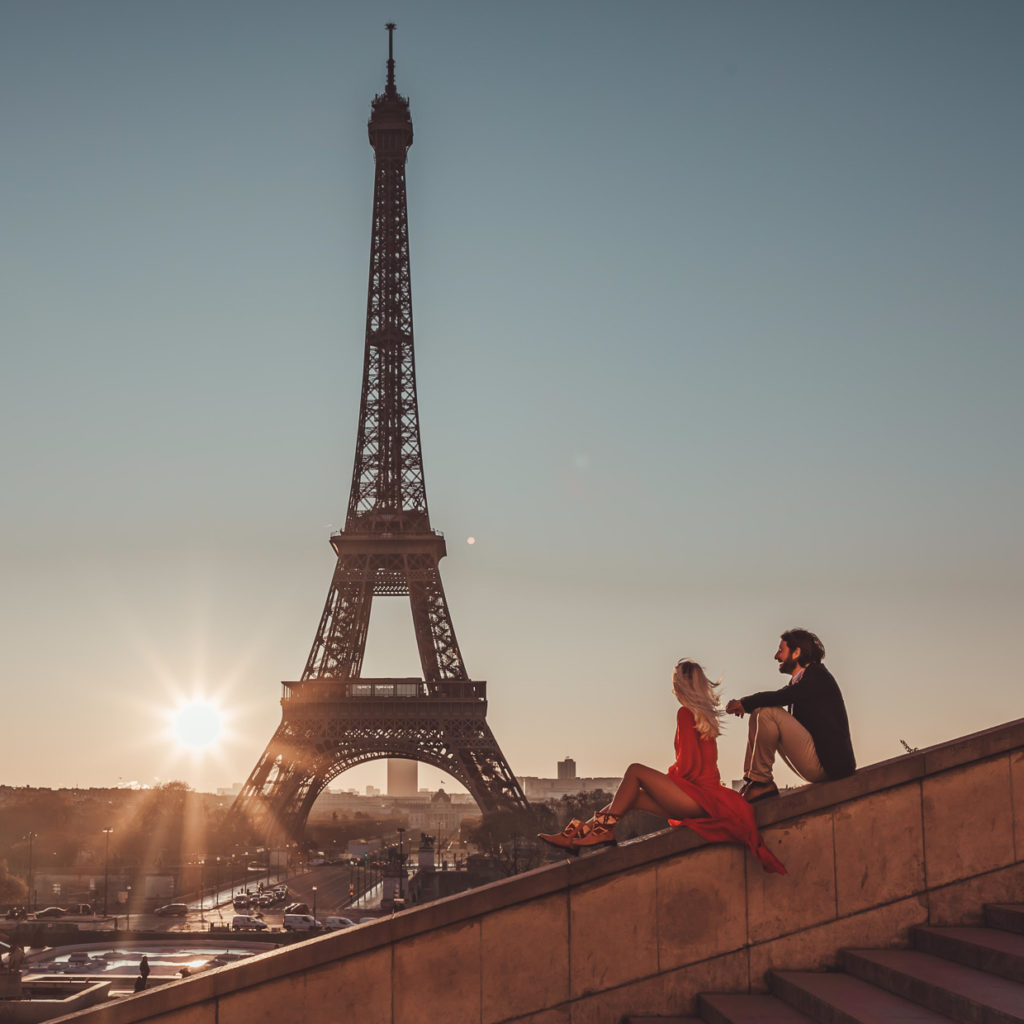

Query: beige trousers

[744,706,827,785]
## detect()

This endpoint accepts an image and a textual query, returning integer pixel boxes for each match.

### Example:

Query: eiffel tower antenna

[231,26,527,841]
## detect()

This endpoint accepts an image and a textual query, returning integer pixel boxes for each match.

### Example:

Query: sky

[2,2,1022,799]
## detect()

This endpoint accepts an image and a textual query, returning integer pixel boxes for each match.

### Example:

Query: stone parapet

[51,718,1024,1024]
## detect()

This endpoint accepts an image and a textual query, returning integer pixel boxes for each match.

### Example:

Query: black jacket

[740,662,856,779]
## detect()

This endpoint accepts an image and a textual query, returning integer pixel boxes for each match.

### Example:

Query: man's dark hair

[781,628,825,666]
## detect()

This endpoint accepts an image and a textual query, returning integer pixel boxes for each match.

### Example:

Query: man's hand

[725,699,746,718]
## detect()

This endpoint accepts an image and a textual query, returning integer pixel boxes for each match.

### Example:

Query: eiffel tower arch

[231,26,527,842]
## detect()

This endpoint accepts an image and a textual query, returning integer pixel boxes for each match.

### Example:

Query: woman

[538,659,786,873]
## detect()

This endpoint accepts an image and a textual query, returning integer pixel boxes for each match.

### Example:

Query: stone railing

[53,717,1024,1024]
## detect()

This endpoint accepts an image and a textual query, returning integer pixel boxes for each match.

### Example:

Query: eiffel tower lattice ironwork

[232,25,527,841]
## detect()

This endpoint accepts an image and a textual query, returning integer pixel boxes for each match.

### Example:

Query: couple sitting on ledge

[539,627,856,875]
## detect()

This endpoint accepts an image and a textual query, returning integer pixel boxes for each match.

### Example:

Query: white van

[282,914,322,931]
[231,914,268,931]
[323,916,355,931]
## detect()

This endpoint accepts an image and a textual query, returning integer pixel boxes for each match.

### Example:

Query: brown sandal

[538,818,587,850]
[571,811,620,848]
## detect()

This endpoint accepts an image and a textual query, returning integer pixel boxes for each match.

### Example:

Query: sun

[169,698,225,752]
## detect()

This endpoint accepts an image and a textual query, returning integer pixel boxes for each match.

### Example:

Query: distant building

[387,759,418,797]
[404,790,479,838]
[520,759,620,801]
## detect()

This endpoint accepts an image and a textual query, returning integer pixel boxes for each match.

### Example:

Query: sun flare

[169,698,225,752]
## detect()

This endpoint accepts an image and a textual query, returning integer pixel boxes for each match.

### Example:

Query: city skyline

[3,2,1022,798]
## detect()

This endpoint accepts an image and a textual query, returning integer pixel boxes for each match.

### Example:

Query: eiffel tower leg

[449,721,530,814]
[407,557,467,684]
[302,555,375,680]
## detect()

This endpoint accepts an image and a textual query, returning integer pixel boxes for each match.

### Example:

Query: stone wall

[52,718,1024,1024]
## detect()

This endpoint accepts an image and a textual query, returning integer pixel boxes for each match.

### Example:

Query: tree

[0,859,28,903]
[467,806,554,876]
[553,789,616,823]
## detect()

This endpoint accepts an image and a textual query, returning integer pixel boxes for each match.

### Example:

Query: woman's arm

[671,706,702,778]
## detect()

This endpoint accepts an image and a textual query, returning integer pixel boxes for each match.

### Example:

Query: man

[725,628,855,803]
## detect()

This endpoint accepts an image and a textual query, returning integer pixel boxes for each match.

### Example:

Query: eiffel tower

[231,25,527,841]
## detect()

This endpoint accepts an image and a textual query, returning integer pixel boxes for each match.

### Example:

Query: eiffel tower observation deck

[231,26,527,842]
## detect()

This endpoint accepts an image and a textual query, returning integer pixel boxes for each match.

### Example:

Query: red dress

[666,706,786,874]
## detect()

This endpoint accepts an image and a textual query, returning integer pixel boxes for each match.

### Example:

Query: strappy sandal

[571,810,620,848]
[538,818,587,851]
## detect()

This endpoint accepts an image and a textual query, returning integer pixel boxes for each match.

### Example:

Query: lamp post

[101,829,113,917]
[312,885,318,924]
[26,832,36,912]
[397,828,406,900]
[199,859,205,923]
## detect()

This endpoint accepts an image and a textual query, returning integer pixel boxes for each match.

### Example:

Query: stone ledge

[51,716,1024,1024]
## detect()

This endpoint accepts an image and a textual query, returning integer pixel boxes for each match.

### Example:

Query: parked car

[154,903,189,916]
[231,914,268,931]
[282,914,322,931]
[35,907,66,919]
[323,917,356,931]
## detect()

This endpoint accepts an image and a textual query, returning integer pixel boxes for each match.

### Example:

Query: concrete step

[986,905,1024,936]
[699,992,816,1024]
[911,924,1024,984]
[841,947,1024,1024]
[768,969,952,1023]
[621,1017,702,1024]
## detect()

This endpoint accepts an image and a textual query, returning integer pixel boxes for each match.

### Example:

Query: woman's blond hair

[672,659,724,740]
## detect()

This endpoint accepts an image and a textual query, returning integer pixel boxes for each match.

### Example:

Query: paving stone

[841,947,1024,1023]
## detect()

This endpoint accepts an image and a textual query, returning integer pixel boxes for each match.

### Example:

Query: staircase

[628,904,1024,1024]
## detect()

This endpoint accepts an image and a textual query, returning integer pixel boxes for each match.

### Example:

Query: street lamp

[199,859,205,923]
[312,885,318,923]
[26,832,36,912]
[101,829,113,917]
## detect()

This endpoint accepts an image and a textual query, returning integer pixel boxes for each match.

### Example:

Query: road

[3,864,400,937]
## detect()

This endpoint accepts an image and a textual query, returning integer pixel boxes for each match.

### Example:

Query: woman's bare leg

[602,763,707,821]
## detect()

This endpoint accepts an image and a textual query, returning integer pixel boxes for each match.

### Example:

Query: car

[232,895,251,909]
[282,914,321,931]
[35,907,66,919]
[231,914,268,931]
[283,902,310,915]
[154,903,189,916]
[323,917,356,931]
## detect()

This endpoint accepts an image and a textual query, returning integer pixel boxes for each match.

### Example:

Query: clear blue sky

[2,2,1022,796]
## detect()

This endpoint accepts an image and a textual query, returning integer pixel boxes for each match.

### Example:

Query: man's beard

[778,656,798,674]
